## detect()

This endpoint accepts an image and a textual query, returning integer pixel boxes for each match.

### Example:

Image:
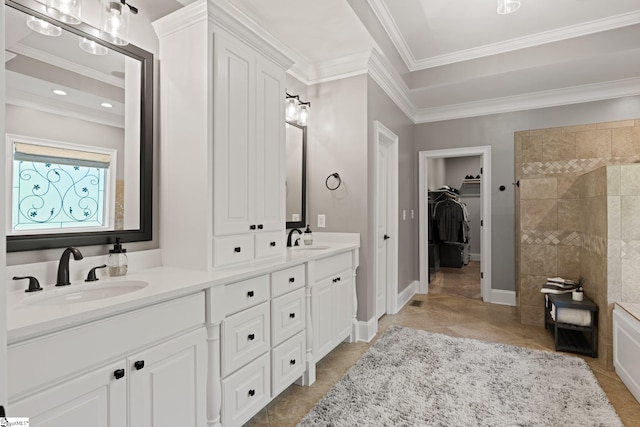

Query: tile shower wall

[515,119,640,368]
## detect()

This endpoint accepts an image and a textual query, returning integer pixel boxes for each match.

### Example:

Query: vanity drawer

[314,252,352,281]
[255,231,284,259]
[222,352,270,427]
[271,331,305,397]
[213,234,254,267]
[225,275,269,316]
[271,264,305,298]
[222,302,270,376]
[8,292,205,399]
[271,288,305,346]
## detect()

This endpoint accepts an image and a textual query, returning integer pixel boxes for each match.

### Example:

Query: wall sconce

[101,0,139,46]
[46,0,81,25]
[79,37,108,55]
[285,92,311,126]
[26,15,62,36]
[497,0,521,14]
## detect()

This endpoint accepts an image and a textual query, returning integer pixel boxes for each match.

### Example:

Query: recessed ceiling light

[52,89,67,96]
[101,102,113,108]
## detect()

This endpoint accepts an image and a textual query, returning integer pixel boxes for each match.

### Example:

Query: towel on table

[550,304,591,327]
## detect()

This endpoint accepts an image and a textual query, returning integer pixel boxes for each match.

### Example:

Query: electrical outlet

[402,210,406,220]
[411,209,414,219]
[318,214,326,228]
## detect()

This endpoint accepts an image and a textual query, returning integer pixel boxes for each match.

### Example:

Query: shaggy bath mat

[298,326,622,426]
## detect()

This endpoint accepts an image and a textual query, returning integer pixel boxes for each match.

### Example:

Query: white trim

[357,317,378,343]
[367,49,416,122]
[470,253,481,262]
[373,121,399,317]
[413,77,640,124]
[491,290,516,306]
[397,281,418,311]
[418,147,492,303]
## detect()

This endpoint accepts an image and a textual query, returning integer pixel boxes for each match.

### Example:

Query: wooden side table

[544,292,598,357]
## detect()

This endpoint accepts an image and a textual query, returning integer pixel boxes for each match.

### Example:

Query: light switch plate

[318,214,326,228]
[403,210,406,220]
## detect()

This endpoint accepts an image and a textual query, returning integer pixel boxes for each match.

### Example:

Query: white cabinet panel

[271,264,305,298]
[129,328,207,427]
[255,231,284,259]
[222,353,270,427]
[213,234,255,267]
[271,288,305,346]
[271,331,305,398]
[225,274,269,316]
[222,302,270,376]
[312,279,335,361]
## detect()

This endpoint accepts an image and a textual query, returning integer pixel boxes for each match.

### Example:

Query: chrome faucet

[56,247,84,286]
[287,228,302,247]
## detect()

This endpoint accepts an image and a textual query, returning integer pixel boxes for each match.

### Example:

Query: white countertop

[7,239,359,344]
[617,302,640,323]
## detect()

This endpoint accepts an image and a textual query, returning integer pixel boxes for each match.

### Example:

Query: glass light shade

[297,103,310,126]
[79,37,108,55]
[46,0,81,25]
[26,16,62,37]
[101,0,130,46]
[285,97,299,122]
[497,0,521,14]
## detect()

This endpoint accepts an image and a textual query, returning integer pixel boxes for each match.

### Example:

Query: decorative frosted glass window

[7,135,117,235]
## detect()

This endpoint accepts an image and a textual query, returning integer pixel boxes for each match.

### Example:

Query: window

[7,135,117,235]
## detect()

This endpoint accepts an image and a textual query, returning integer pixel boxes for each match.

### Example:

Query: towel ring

[325,173,341,190]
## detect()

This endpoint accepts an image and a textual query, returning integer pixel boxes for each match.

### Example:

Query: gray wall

[415,95,640,291]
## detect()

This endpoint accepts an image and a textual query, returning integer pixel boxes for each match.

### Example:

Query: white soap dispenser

[107,237,128,277]
[303,225,313,245]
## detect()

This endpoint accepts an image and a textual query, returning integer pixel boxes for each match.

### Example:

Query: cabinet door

[129,328,207,427]
[213,33,257,235]
[254,57,285,232]
[334,270,353,343]
[312,279,335,361]
[9,361,126,427]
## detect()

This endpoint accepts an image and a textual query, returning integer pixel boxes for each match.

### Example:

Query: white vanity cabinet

[7,293,207,427]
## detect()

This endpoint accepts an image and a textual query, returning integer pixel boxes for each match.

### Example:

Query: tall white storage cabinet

[153,0,292,271]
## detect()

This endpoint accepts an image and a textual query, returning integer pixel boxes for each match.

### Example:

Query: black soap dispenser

[108,237,128,277]
[303,225,313,245]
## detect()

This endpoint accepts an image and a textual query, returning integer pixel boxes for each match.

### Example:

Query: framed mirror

[4,0,153,252]
[285,121,306,230]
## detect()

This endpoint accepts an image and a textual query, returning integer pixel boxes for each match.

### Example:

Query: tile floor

[429,260,481,300]
[246,289,640,426]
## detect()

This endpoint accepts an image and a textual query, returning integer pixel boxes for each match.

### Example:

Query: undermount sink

[289,245,330,251]
[25,280,149,305]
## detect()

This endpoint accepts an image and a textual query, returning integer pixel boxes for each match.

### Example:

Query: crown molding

[152,0,208,39]
[412,11,640,70]
[366,0,416,71]
[367,48,416,121]
[413,77,640,123]
[304,51,371,85]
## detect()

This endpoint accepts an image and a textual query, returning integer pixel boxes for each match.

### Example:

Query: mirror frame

[5,0,153,252]
[285,121,306,230]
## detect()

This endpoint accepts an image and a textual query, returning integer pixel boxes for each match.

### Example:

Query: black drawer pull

[134,360,145,370]
[248,333,255,341]
[289,313,296,319]
[114,369,125,380]
[257,224,264,229]
[270,241,276,247]
[333,277,341,283]
[290,359,296,365]
[250,225,256,230]
[247,290,254,297]
[289,277,295,283]
[234,247,241,253]
[248,389,256,397]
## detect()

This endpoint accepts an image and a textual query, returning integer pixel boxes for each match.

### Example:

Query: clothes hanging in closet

[433,199,469,243]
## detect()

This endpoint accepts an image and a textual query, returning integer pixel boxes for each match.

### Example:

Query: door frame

[418,146,492,301]
[373,121,399,315]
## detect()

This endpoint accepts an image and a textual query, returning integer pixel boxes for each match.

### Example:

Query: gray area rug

[298,326,622,427]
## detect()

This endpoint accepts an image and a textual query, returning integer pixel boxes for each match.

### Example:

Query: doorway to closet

[418,147,492,302]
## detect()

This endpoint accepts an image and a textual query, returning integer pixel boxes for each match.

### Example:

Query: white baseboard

[358,317,378,342]
[490,289,516,306]
[470,253,481,262]
[396,280,418,313]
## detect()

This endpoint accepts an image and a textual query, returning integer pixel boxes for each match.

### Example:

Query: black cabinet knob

[234,247,241,253]
[247,290,254,297]
[114,369,125,380]
[250,225,256,230]
[248,333,255,341]
[248,389,255,397]
[257,224,264,230]
[289,313,295,319]
[384,234,391,240]
[270,241,276,247]
[333,277,341,283]
[290,359,296,365]
[134,360,145,370]
[289,277,295,283]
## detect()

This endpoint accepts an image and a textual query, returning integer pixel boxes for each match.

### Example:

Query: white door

[376,142,390,319]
